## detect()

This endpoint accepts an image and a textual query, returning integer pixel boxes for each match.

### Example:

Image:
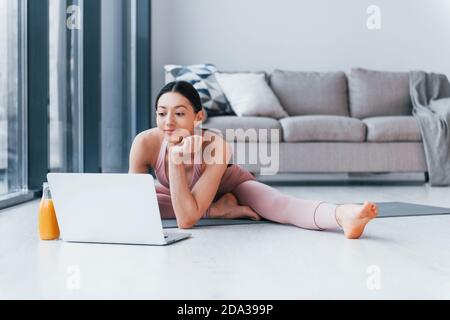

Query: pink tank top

[154,137,203,189]
[154,130,255,197]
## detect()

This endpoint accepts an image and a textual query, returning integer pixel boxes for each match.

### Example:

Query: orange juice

[38,183,60,240]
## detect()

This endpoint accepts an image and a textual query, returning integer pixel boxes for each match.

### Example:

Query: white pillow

[215,73,288,119]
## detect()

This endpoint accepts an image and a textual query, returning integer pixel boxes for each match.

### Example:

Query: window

[0,0,27,198]
[0,0,151,208]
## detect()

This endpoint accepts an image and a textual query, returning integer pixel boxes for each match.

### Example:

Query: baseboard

[254,172,427,185]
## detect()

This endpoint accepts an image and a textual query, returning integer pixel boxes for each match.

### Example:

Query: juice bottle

[38,182,60,240]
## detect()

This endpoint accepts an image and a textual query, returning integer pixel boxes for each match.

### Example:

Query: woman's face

[156,92,204,143]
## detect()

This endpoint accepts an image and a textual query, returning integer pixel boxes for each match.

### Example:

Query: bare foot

[336,201,378,239]
[209,193,261,221]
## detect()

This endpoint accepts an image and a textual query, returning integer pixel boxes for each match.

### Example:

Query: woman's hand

[168,133,203,165]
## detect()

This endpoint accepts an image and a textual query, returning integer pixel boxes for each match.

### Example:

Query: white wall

[151,0,450,107]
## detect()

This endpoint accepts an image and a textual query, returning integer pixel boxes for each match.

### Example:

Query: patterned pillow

[164,64,235,117]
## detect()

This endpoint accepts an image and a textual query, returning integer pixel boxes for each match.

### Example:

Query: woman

[129,81,378,239]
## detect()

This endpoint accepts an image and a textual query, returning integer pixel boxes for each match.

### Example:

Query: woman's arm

[168,135,231,229]
[128,132,152,174]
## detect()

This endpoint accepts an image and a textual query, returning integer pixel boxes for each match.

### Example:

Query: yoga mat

[162,218,271,228]
[372,201,450,218]
[162,202,450,228]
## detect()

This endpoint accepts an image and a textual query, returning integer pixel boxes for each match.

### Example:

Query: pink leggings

[157,180,341,230]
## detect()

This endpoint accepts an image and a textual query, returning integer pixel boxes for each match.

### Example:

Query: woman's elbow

[175,205,203,229]
[176,210,203,229]
[177,219,196,229]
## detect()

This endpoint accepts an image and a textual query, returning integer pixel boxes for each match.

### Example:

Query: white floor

[1,183,450,299]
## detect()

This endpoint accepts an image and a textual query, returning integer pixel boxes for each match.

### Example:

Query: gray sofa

[203,68,427,177]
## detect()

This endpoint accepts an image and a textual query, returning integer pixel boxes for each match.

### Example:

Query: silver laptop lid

[47,173,167,245]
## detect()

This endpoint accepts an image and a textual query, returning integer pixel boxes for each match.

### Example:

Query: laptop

[46,173,191,246]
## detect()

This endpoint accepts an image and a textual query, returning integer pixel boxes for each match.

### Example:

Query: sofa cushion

[203,116,282,142]
[349,68,413,119]
[215,72,288,119]
[269,70,349,117]
[218,70,269,82]
[363,116,422,142]
[280,115,366,142]
[164,64,234,117]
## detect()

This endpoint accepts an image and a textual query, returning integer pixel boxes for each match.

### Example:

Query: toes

[243,206,261,221]
[252,214,261,221]
[343,202,377,239]
[353,202,377,221]
[369,203,378,218]
[363,201,372,208]
[362,201,372,214]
